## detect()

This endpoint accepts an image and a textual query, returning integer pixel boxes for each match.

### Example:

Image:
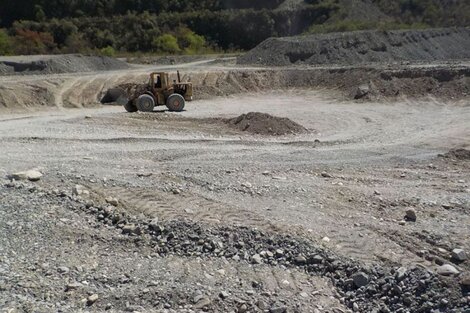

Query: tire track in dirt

[89,186,280,231]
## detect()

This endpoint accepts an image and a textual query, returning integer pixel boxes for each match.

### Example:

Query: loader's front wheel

[166,94,185,112]
[124,101,138,113]
[136,94,155,112]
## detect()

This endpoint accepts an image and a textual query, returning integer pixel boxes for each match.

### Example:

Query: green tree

[100,46,116,57]
[176,27,207,54]
[152,34,180,54]
[0,29,13,55]
[34,5,47,22]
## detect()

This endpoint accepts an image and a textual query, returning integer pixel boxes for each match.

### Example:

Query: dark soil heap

[440,148,470,160]
[238,27,470,66]
[227,112,307,136]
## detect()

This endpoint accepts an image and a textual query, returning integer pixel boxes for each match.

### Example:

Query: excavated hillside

[0,55,129,75]
[238,28,470,66]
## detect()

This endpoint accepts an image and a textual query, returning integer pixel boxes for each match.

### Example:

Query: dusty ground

[1,82,470,312]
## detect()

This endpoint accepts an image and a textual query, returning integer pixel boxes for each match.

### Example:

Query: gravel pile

[226,112,308,136]
[3,178,468,312]
[0,54,129,75]
[238,28,470,66]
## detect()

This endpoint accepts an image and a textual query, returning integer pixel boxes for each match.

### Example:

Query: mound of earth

[0,54,129,75]
[440,148,470,160]
[238,27,470,66]
[226,112,307,136]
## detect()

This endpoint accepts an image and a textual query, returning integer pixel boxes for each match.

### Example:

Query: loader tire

[166,94,185,112]
[136,94,155,112]
[124,101,138,113]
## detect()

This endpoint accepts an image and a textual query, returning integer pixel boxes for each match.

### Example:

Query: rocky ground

[0,89,469,312]
[238,28,470,66]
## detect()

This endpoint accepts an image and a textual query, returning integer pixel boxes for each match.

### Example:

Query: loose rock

[106,197,119,206]
[352,272,369,288]
[9,169,43,182]
[193,297,211,309]
[270,305,287,313]
[87,294,99,305]
[252,254,263,264]
[437,264,460,276]
[451,248,467,261]
[405,208,417,222]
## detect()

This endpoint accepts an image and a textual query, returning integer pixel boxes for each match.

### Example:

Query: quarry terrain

[0,28,469,313]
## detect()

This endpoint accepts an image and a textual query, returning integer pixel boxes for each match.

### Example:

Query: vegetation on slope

[0,0,468,56]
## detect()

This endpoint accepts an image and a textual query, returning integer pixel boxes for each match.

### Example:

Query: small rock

[193,297,211,309]
[322,236,331,243]
[241,182,252,188]
[219,291,230,299]
[72,184,88,196]
[65,282,82,291]
[105,197,119,206]
[85,115,92,119]
[405,208,417,222]
[354,84,370,99]
[352,272,369,288]
[294,255,307,265]
[437,264,460,276]
[58,266,70,274]
[257,300,268,310]
[321,172,332,178]
[395,267,407,281]
[275,249,284,256]
[122,224,141,235]
[309,255,324,264]
[238,304,248,313]
[252,254,263,264]
[9,169,43,182]
[270,305,287,313]
[452,249,467,261]
[172,189,181,195]
[460,274,470,287]
[87,294,99,306]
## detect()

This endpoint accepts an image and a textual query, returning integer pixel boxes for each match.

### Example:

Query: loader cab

[149,72,169,91]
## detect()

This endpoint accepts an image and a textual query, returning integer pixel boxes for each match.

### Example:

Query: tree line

[0,2,337,55]
[0,0,468,56]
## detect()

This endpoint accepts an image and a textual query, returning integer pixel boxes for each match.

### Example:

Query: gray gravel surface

[238,28,470,66]
[0,54,129,75]
[0,90,469,312]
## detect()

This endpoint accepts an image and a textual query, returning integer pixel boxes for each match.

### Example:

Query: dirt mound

[227,112,307,136]
[0,54,129,75]
[440,148,470,160]
[238,28,470,66]
[101,83,149,104]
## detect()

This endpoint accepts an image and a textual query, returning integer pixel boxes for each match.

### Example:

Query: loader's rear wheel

[136,94,155,112]
[124,101,138,113]
[166,94,185,112]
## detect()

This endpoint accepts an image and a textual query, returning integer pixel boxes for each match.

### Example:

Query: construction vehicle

[120,71,193,112]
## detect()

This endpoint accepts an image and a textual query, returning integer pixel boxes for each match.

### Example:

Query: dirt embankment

[238,28,470,66]
[0,54,129,75]
[191,66,470,101]
[1,65,469,111]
